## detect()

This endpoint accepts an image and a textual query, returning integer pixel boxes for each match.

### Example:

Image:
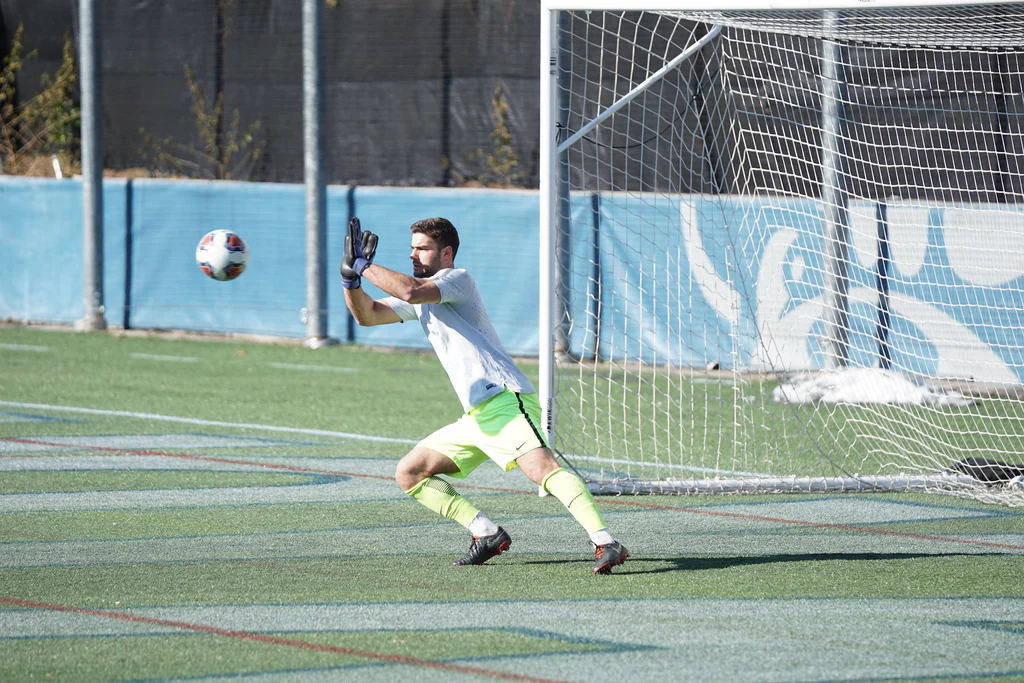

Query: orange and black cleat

[452,527,512,566]
[593,541,629,574]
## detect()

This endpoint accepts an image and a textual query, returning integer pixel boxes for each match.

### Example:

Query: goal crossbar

[557,24,722,154]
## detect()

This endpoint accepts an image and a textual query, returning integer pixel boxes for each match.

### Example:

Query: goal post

[539,0,1024,505]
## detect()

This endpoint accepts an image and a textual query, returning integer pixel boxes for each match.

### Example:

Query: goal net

[540,1,1024,505]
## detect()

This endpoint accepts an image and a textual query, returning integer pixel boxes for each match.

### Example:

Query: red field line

[4,436,1023,552]
[0,596,566,683]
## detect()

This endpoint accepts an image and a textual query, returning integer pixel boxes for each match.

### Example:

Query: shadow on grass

[521,552,1006,574]
[630,552,1009,574]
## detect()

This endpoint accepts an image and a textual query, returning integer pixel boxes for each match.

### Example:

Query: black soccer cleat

[452,527,512,566]
[593,541,629,574]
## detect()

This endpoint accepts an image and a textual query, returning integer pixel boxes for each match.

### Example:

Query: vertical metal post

[302,0,334,349]
[122,179,134,329]
[214,0,226,168]
[346,186,357,343]
[874,201,892,370]
[440,0,453,187]
[77,0,105,331]
[554,11,572,359]
[820,11,850,368]
[589,193,602,361]
[539,8,558,441]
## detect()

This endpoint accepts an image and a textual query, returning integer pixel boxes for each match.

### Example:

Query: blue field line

[3,535,1015,571]
[0,467,329,478]
[0,467,339,478]
[125,648,658,683]
[3,432,319,448]
[0,493,1013,534]
[798,514,1020,528]
[121,595,1024,610]
[0,488,529,515]
[0,432,324,447]
[0,452,407,467]
[0,512,643,568]
[0,550,506,571]
[0,528,590,570]
[789,669,1024,682]
[109,627,657,683]
[235,453,408,462]
[5,630,657,683]
[0,472,346,497]
[690,492,1023,519]
[937,619,1024,635]
[120,650,633,683]
[626,495,1014,527]
[0,512,575,547]
[4,595,1023,620]
[3,528,691,569]
[870,496,1024,519]
[121,664,419,683]
[0,411,79,423]
[0,495,419,515]
[0,624,654,649]
[168,432,320,447]
[2,506,1019,550]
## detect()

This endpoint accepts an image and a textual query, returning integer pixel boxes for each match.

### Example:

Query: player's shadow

[522,552,1005,573]
[629,551,1006,574]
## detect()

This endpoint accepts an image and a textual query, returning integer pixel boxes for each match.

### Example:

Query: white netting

[549,4,1024,505]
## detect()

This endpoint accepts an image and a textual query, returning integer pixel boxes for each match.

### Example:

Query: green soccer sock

[541,467,608,536]
[405,476,481,530]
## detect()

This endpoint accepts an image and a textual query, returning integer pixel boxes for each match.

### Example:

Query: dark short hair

[410,217,459,260]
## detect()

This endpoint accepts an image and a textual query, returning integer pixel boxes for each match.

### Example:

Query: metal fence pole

[77,0,105,331]
[302,0,334,348]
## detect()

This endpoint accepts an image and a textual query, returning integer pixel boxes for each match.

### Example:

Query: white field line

[0,344,49,352]
[0,401,417,445]
[0,401,772,477]
[267,363,358,373]
[129,353,200,363]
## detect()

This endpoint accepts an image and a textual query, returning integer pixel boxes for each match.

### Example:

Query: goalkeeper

[340,216,628,574]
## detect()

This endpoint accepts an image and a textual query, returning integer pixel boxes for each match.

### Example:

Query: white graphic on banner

[681,200,741,331]
[730,201,1024,384]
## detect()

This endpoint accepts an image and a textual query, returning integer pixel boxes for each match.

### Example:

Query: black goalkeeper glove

[341,217,378,289]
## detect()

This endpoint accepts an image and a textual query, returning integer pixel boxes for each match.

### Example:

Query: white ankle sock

[589,528,614,546]
[468,513,499,537]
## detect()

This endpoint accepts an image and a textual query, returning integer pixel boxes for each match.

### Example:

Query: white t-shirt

[381,268,534,411]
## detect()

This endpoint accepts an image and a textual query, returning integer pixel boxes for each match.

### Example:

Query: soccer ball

[195,229,249,281]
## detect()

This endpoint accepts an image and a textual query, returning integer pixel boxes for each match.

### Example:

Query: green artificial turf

[2,325,1023,683]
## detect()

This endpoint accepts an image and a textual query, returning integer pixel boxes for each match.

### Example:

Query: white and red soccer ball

[195,229,249,282]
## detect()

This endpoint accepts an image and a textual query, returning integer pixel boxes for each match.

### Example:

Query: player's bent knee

[395,447,461,491]
[516,447,560,484]
[395,453,423,490]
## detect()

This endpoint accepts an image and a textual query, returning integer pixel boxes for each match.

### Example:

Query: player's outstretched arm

[362,263,441,305]
[343,283,401,327]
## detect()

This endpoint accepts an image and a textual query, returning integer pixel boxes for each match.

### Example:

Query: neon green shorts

[418,389,550,478]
